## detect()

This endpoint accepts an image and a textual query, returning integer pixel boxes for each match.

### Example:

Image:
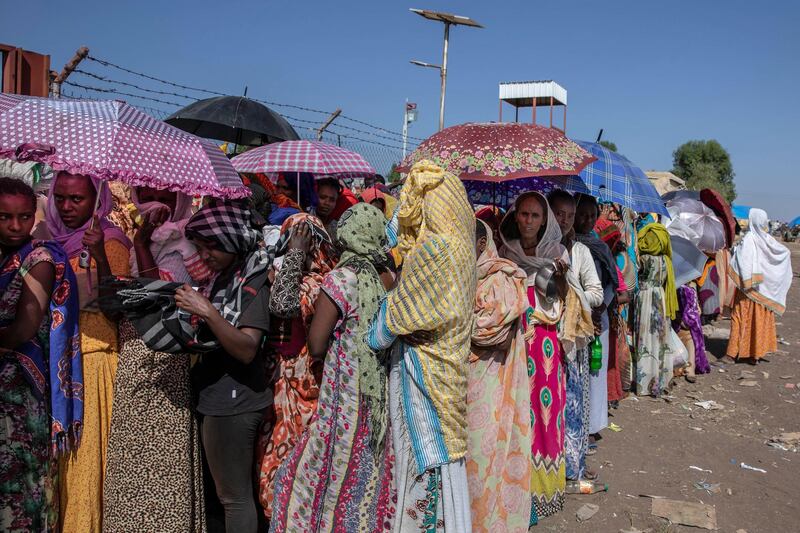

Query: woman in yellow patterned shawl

[368,160,476,532]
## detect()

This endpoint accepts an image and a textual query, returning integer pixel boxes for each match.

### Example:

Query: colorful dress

[0,247,58,532]
[270,267,395,533]
[59,239,130,533]
[258,214,334,519]
[633,255,672,396]
[466,224,532,533]
[523,286,566,519]
[725,290,778,360]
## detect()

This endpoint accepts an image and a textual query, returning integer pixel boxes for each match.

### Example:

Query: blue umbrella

[573,140,669,216]
[789,215,800,227]
[731,204,752,220]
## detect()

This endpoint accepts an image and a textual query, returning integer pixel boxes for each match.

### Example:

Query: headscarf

[472,219,528,349]
[335,203,389,453]
[384,160,476,463]
[595,218,622,253]
[129,187,206,283]
[499,191,568,325]
[45,172,132,258]
[328,186,359,221]
[278,213,335,323]
[730,208,792,315]
[184,203,273,341]
[574,196,619,294]
[638,222,678,319]
[0,241,82,456]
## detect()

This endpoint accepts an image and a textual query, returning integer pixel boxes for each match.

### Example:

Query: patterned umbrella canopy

[574,140,668,216]
[464,175,590,209]
[230,140,375,178]
[0,94,248,198]
[397,122,596,181]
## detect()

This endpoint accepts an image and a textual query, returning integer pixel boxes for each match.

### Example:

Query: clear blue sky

[3,0,799,219]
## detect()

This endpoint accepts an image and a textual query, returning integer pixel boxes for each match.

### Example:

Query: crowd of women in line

[0,158,793,533]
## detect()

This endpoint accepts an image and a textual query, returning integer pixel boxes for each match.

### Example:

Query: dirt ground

[545,242,800,533]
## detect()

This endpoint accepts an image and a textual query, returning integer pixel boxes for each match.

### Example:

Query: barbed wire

[86,54,426,142]
[74,69,199,101]
[63,80,186,107]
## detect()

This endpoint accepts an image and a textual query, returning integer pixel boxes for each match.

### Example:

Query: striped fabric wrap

[384,160,476,463]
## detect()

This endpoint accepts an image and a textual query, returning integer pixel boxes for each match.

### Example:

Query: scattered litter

[689,465,713,473]
[726,488,733,496]
[739,462,767,473]
[761,371,770,379]
[768,432,800,452]
[778,338,791,345]
[768,442,792,452]
[662,395,676,403]
[651,498,717,530]
[576,503,599,522]
[628,396,640,402]
[785,383,796,389]
[566,480,608,494]
[739,370,757,380]
[619,528,646,533]
[633,470,648,474]
[718,368,726,373]
[608,422,623,432]
[689,426,705,432]
[694,400,724,410]
[780,375,795,379]
[693,481,721,494]
[639,494,666,499]
[739,380,758,387]
[736,529,748,533]
[680,404,692,411]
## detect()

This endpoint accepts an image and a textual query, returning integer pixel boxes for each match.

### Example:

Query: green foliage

[672,140,736,202]
[598,140,617,152]
[387,164,403,184]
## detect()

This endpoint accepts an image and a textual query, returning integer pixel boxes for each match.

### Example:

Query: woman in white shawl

[103,186,209,532]
[499,191,570,523]
[726,208,792,364]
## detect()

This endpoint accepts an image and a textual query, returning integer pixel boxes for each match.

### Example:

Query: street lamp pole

[438,22,449,132]
[409,9,483,132]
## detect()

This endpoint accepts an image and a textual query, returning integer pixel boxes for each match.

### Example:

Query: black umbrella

[165,96,300,146]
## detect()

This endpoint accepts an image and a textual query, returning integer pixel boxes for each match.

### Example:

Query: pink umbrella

[0,94,248,199]
[230,140,375,178]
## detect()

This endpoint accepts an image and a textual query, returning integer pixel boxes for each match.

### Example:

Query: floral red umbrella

[397,122,596,181]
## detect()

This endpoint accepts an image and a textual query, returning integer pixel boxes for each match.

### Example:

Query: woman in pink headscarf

[45,172,131,533]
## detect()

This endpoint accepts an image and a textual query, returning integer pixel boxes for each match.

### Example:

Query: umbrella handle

[89,180,105,230]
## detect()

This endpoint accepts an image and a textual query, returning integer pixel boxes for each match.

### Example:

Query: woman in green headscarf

[634,223,677,397]
[269,203,396,532]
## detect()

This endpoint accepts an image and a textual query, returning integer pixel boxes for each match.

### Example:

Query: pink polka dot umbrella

[397,122,596,182]
[0,94,248,199]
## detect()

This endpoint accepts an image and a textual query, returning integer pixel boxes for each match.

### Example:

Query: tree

[387,163,403,184]
[672,140,736,202]
[598,140,617,152]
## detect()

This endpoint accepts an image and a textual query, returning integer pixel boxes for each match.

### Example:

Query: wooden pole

[317,109,342,141]
[52,46,89,97]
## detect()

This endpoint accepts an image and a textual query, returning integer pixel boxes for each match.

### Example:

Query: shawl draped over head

[573,196,619,294]
[384,160,476,459]
[129,187,209,283]
[360,186,397,219]
[334,202,389,452]
[278,213,336,323]
[103,203,282,354]
[499,191,569,325]
[0,241,83,455]
[45,172,131,258]
[638,222,678,319]
[730,208,792,315]
[472,219,528,350]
